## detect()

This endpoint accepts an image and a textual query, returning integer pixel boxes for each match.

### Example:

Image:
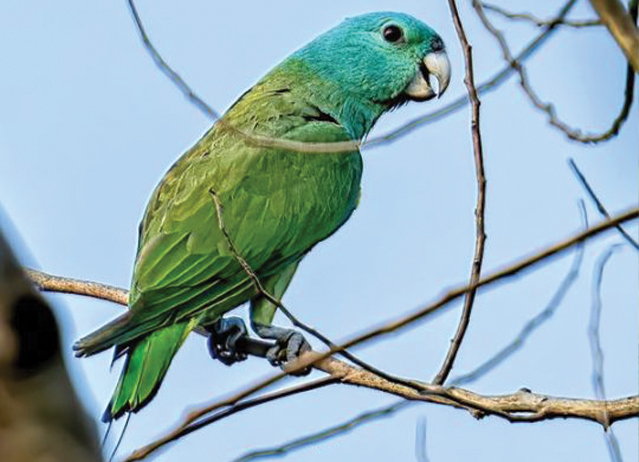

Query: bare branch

[126,0,579,153]
[229,401,410,462]
[319,356,638,426]
[434,0,488,385]
[26,269,128,306]
[472,0,636,144]
[451,202,587,386]
[118,376,336,462]
[125,350,639,461]
[590,245,625,462]
[589,0,639,72]
[482,2,601,28]
[569,159,639,250]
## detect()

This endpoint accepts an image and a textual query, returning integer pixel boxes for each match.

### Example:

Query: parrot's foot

[252,323,312,376]
[206,317,249,366]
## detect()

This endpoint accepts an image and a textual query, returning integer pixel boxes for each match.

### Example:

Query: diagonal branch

[229,402,411,462]
[482,2,601,28]
[434,0,487,385]
[589,0,639,72]
[568,159,639,250]
[118,376,336,462]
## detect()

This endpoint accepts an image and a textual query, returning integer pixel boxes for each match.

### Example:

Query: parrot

[74,11,451,422]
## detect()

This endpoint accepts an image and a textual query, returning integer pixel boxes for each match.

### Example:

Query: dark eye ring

[383,25,404,43]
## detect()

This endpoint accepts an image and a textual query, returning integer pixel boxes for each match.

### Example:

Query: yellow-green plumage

[74,12,449,421]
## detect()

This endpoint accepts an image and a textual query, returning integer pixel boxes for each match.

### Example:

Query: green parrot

[74,12,450,422]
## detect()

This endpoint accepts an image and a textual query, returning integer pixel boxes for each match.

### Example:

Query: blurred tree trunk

[0,230,101,462]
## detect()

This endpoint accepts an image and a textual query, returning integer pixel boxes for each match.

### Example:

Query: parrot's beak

[404,51,451,101]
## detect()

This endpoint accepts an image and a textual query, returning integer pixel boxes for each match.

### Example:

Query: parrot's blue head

[293,12,451,109]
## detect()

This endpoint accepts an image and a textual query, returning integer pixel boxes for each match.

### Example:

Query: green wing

[76,61,363,421]
[76,68,363,356]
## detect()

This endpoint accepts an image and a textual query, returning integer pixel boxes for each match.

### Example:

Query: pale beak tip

[425,51,451,99]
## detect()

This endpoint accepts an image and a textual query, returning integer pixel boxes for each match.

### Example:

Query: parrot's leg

[206,316,249,366]
[249,262,311,376]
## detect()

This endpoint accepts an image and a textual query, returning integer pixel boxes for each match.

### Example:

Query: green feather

[106,320,193,422]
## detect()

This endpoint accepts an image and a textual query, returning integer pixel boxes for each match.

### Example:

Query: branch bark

[434,0,487,385]
[123,348,639,461]
[589,0,639,72]
[27,269,129,305]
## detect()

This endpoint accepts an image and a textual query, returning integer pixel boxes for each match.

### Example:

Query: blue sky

[0,1,637,461]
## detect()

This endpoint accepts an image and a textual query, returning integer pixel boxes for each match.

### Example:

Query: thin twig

[118,376,336,462]
[590,245,625,462]
[415,417,430,462]
[434,0,487,385]
[208,189,424,392]
[229,401,411,462]
[472,0,636,144]
[126,0,578,153]
[451,200,588,386]
[568,159,639,250]
[482,2,601,28]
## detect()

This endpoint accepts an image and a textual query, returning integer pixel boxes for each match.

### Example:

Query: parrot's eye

[382,25,404,44]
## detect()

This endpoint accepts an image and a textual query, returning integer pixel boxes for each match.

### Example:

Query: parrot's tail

[102,321,193,422]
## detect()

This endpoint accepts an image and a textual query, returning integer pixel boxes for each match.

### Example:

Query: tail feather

[103,321,194,422]
[73,311,166,358]
[73,312,134,357]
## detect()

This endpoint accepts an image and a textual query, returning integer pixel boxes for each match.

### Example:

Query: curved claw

[206,317,249,366]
